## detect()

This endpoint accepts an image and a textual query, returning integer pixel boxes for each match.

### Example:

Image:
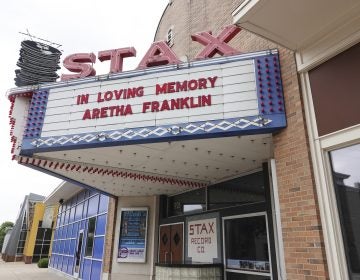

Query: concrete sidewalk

[0,258,67,280]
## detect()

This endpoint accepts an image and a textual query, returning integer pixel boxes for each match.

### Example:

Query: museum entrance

[159,223,184,264]
[158,163,279,279]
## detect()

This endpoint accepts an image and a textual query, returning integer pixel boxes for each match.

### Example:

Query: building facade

[45,182,112,280]
[233,1,360,279]
[1,193,57,263]
[6,0,360,279]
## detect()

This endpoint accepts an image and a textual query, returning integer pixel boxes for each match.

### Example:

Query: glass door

[223,212,272,280]
[74,230,84,278]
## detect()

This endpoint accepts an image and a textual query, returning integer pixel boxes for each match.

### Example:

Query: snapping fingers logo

[119,247,128,258]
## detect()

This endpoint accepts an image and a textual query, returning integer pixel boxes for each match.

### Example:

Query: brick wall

[102,196,117,275]
[155,0,329,279]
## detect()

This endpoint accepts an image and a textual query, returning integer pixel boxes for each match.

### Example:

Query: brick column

[273,49,329,279]
[102,196,117,278]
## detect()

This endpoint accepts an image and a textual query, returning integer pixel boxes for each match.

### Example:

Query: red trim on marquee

[16,156,207,188]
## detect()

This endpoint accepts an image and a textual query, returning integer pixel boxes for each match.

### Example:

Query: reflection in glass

[330,143,360,278]
[85,217,96,257]
[208,171,265,210]
[224,215,270,278]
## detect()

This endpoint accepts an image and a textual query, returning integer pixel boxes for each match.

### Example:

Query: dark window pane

[42,245,50,255]
[19,231,27,241]
[17,247,24,254]
[36,228,45,240]
[330,143,360,277]
[34,245,42,255]
[224,215,270,274]
[168,188,205,216]
[209,171,265,210]
[226,272,270,280]
[85,217,96,256]
[44,229,52,240]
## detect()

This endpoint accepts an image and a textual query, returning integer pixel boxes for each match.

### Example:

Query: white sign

[41,58,257,138]
[187,218,217,263]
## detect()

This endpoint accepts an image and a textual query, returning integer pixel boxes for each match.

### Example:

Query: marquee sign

[16,49,286,156]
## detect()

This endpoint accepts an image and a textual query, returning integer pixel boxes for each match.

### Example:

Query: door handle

[170,252,173,264]
[164,251,168,263]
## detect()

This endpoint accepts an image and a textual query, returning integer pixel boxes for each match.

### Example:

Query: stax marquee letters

[61,25,241,81]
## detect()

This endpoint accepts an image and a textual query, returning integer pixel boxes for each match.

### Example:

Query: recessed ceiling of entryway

[29,134,273,196]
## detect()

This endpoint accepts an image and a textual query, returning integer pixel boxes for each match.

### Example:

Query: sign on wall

[187,217,218,263]
[117,207,148,263]
[19,50,286,155]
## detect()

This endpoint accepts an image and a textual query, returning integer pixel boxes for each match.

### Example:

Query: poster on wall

[187,217,218,263]
[117,207,148,263]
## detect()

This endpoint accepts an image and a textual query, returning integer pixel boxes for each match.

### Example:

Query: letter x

[191,25,241,59]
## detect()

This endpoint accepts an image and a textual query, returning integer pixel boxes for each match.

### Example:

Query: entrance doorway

[74,230,84,278]
[159,223,184,264]
[223,213,272,280]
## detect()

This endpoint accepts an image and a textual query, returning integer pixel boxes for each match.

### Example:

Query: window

[167,171,266,217]
[224,214,271,279]
[168,188,205,216]
[85,217,96,257]
[330,143,360,279]
[208,171,265,210]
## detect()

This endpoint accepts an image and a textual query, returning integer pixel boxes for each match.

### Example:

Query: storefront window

[208,171,265,210]
[168,188,206,216]
[330,143,360,279]
[224,214,270,279]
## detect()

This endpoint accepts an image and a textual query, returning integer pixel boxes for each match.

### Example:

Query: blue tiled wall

[49,189,109,280]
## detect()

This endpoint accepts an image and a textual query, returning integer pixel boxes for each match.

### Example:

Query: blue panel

[53,255,58,269]
[75,203,83,221]
[70,195,77,206]
[62,226,68,239]
[95,214,107,236]
[83,200,89,219]
[60,240,65,254]
[67,257,74,275]
[98,195,109,214]
[58,227,64,239]
[54,256,60,269]
[52,241,57,254]
[93,237,104,259]
[64,211,69,225]
[69,207,75,223]
[77,190,85,203]
[82,259,92,280]
[89,189,98,197]
[64,240,69,255]
[58,256,67,271]
[22,90,49,139]
[56,216,61,228]
[87,195,99,217]
[49,255,54,268]
[72,222,79,238]
[70,239,76,255]
[67,224,73,238]
[90,260,102,280]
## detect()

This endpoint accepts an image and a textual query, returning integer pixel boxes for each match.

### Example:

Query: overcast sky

[0,0,169,223]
